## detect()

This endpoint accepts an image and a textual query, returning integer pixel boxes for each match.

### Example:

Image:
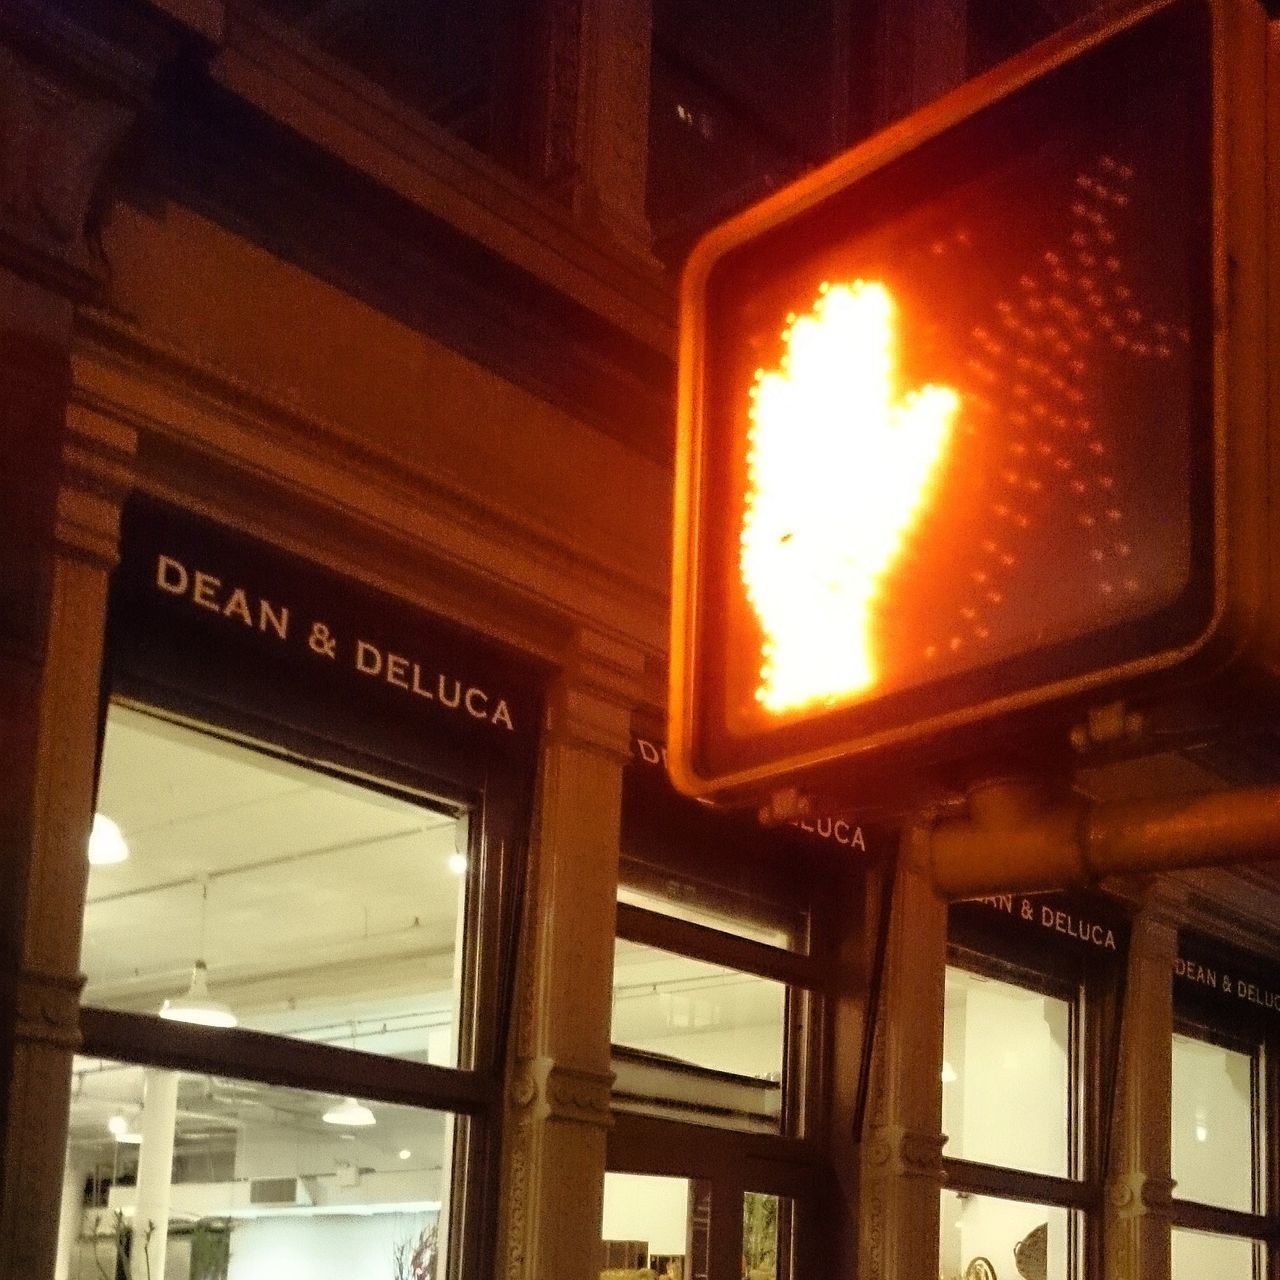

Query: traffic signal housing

[669,0,1269,811]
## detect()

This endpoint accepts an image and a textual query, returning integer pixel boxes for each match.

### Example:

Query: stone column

[500,628,644,1280]
[857,823,949,1280]
[574,0,653,255]
[0,6,202,1276]
[1103,894,1179,1280]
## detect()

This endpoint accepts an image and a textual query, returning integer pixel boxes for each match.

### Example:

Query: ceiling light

[161,877,237,1028]
[447,852,468,876]
[160,961,238,1029]
[88,814,129,866]
[398,1149,411,1160]
[322,1097,376,1127]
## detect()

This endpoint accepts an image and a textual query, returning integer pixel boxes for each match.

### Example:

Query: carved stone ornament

[899,1128,946,1175]
[0,43,132,295]
[1105,1172,1175,1215]
[1106,1178,1137,1210]
[501,1114,533,1280]
[508,1056,613,1128]
[863,1135,894,1168]
[509,1064,538,1110]
[543,1061,614,1127]
[861,1125,945,1178]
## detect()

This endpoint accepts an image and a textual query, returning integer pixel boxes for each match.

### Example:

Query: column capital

[544,626,647,759]
[10,965,84,1052]
[58,398,138,570]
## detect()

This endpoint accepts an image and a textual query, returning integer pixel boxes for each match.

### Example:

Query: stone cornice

[72,311,669,664]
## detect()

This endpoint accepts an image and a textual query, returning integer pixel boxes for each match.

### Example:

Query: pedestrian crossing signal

[669,0,1267,809]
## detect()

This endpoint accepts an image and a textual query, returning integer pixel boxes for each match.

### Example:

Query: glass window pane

[601,1173,709,1279]
[942,967,1072,1176]
[611,939,787,1131]
[84,706,469,1067]
[940,1192,1073,1280]
[1172,1033,1258,1211]
[1172,1228,1258,1280]
[59,1056,454,1280]
[256,0,527,167]
[743,1192,792,1280]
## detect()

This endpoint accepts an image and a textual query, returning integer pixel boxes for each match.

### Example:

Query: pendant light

[322,1096,376,1127]
[88,814,129,866]
[321,1023,375,1125]
[107,1113,143,1144]
[160,877,238,1029]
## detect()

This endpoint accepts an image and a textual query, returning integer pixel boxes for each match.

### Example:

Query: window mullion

[80,1007,495,1114]
[616,901,824,989]
[943,1157,1095,1211]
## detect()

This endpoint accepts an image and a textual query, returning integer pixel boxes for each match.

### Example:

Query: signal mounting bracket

[1069,701,1145,755]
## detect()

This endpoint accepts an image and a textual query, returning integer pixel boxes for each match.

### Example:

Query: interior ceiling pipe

[928,778,1280,899]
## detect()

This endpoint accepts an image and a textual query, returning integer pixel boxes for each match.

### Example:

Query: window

[606,892,822,1276]
[942,968,1073,1178]
[82,707,470,1066]
[601,1172,710,1279]
[1171,1228,1261,1279]
[606,732,856,1278]
[1170,1029,1267,1278]
[62,1058,455,1280]
[59,703,496,1279]
[742,1191,791,1280]
[255,0,545,177]
[940,960,1091,1280]
[611,938,789,1132]
[941,891,1132,1280]
[1171,934,1278,1279]
[1172,1032,1259,1213]
[646,0,874,261]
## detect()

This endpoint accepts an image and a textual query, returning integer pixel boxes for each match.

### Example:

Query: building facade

[1,1,1279,1279]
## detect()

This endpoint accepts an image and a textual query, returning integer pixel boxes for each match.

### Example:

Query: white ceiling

[86,705,467,1057]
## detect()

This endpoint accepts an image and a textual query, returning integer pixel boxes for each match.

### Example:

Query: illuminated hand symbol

[741,280,960,714]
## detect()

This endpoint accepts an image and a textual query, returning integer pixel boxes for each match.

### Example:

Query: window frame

[940,943,1102,1280]
[606,853,844,1278]
[77,671,530,1280]
[1170,1015,1275,1268]
[613,896,831,1144]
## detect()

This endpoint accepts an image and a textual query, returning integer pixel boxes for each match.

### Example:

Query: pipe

[929,778,1280,899]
